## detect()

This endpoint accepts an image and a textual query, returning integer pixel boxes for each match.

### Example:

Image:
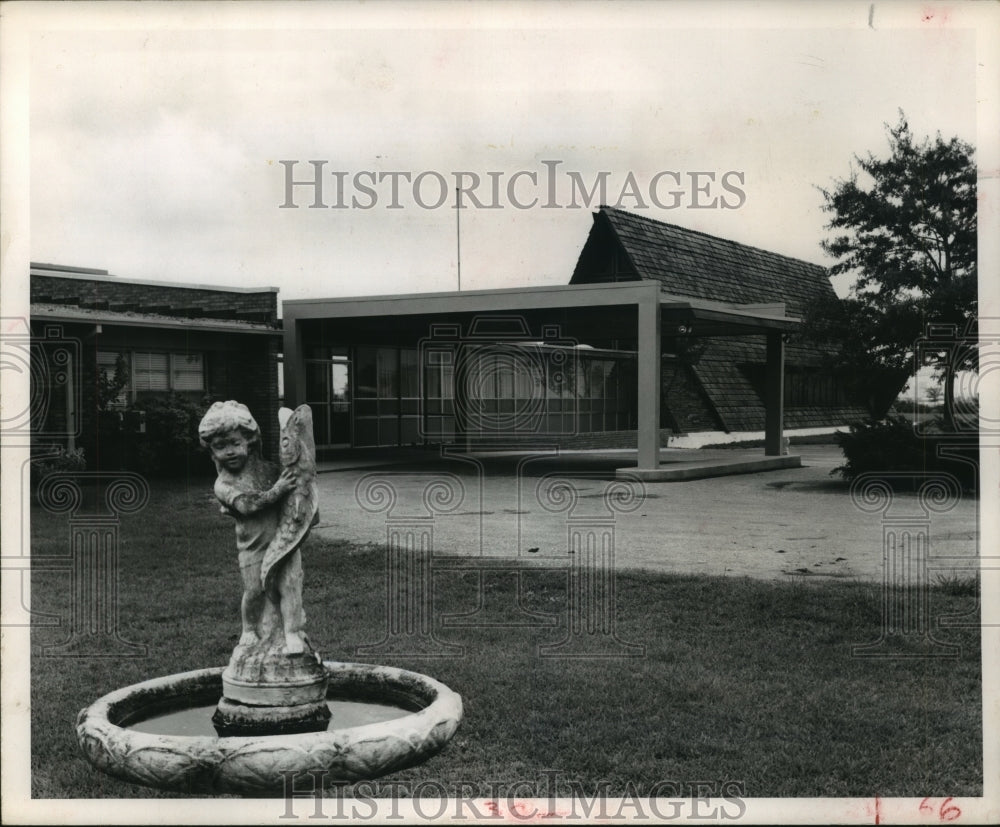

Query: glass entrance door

[304,356,352,447]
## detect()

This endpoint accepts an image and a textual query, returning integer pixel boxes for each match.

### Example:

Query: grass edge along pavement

[29,480,982,799]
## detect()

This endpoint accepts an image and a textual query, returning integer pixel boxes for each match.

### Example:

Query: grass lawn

[30,478,982,799]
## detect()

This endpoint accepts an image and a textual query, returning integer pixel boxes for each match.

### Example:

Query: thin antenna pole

[455,187,461,291]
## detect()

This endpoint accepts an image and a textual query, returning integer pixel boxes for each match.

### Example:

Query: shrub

[934,572,979,597]
[30,446,87,501]
[121,393,213,478]
[833,415,977,490]
[32,446,87,479]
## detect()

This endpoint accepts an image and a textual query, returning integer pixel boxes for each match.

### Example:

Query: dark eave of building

[30,263,279,294]
[31,303,282,336]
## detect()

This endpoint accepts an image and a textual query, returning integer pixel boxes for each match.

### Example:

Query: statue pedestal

[212,644,330,736]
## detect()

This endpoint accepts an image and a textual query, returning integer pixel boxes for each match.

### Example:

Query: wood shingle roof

[571,206,835,319]
[570,207,869,432]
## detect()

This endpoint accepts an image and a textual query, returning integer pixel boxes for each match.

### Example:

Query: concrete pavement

[311,445,980,582]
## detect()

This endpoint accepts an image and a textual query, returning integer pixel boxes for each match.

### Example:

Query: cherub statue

[198,401,319,656]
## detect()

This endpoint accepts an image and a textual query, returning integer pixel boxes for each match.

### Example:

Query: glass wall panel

[354,419,378,447]
[348,341,639,446]
[441,364,454,399]
[514,361,535,398]
[305,362,329,405]
[377,348,399,398]
[355,348,377,398]
[424,364,441,399]
[496,354,514,398]
[400,417,420,444]
[379,418,399,446]
[312,413,330,446]
[400,348,419,398]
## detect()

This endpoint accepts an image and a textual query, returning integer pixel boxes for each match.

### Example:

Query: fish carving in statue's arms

[261,405,320,588]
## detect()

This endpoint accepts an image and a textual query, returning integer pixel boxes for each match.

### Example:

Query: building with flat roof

[30,208,867,478]
[281,208,867,476]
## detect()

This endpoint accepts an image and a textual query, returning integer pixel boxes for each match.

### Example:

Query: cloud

[27,24,978,297]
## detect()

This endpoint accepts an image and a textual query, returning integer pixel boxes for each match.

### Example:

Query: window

[421,346,455,442]
[399,348,419,398]
[171,353,204,391]
[784,369,846,407]
[354,347,378,399]
[133,352,169,391]
[98,350,205,402]
[376,348,399,398]
[276,353,284,406]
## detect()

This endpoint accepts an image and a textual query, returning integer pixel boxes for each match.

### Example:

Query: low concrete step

[618,454,802,482]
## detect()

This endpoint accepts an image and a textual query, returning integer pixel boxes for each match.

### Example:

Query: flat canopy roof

[284,281,799,337]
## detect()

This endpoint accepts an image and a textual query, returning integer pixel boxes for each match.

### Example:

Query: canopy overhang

[283,281,799,468]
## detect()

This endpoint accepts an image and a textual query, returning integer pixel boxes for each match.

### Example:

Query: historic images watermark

[532,472,646,658]
[353,467,647,660]
[914,318,996,439]
[849,319,989,657]
[1,317,148,656]
[0,320,81,445]
[2,318,81,629]
[34,473,150,658]
[278,770,747,821]
[418,317,582,443]
[849,472,965,658]
[354,470,467,658]
[277,160,747,211]
[2,318,80,631]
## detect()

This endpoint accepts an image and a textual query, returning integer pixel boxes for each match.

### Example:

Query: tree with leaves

[97,352,130,411]
[806,113,977,428]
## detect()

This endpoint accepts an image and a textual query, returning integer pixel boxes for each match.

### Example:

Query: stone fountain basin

[76,661,463,795]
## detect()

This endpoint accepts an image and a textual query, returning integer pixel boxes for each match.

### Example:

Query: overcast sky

[20,2,990,302]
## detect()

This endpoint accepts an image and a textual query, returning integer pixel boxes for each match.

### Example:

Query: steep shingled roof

[569,207,868,432]
[570,206,834,319]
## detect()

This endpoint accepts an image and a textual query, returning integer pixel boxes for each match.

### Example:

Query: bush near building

[832,415,977,491]
[95,393,213,478]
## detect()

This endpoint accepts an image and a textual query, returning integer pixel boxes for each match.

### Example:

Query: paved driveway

[311,445,980,582]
